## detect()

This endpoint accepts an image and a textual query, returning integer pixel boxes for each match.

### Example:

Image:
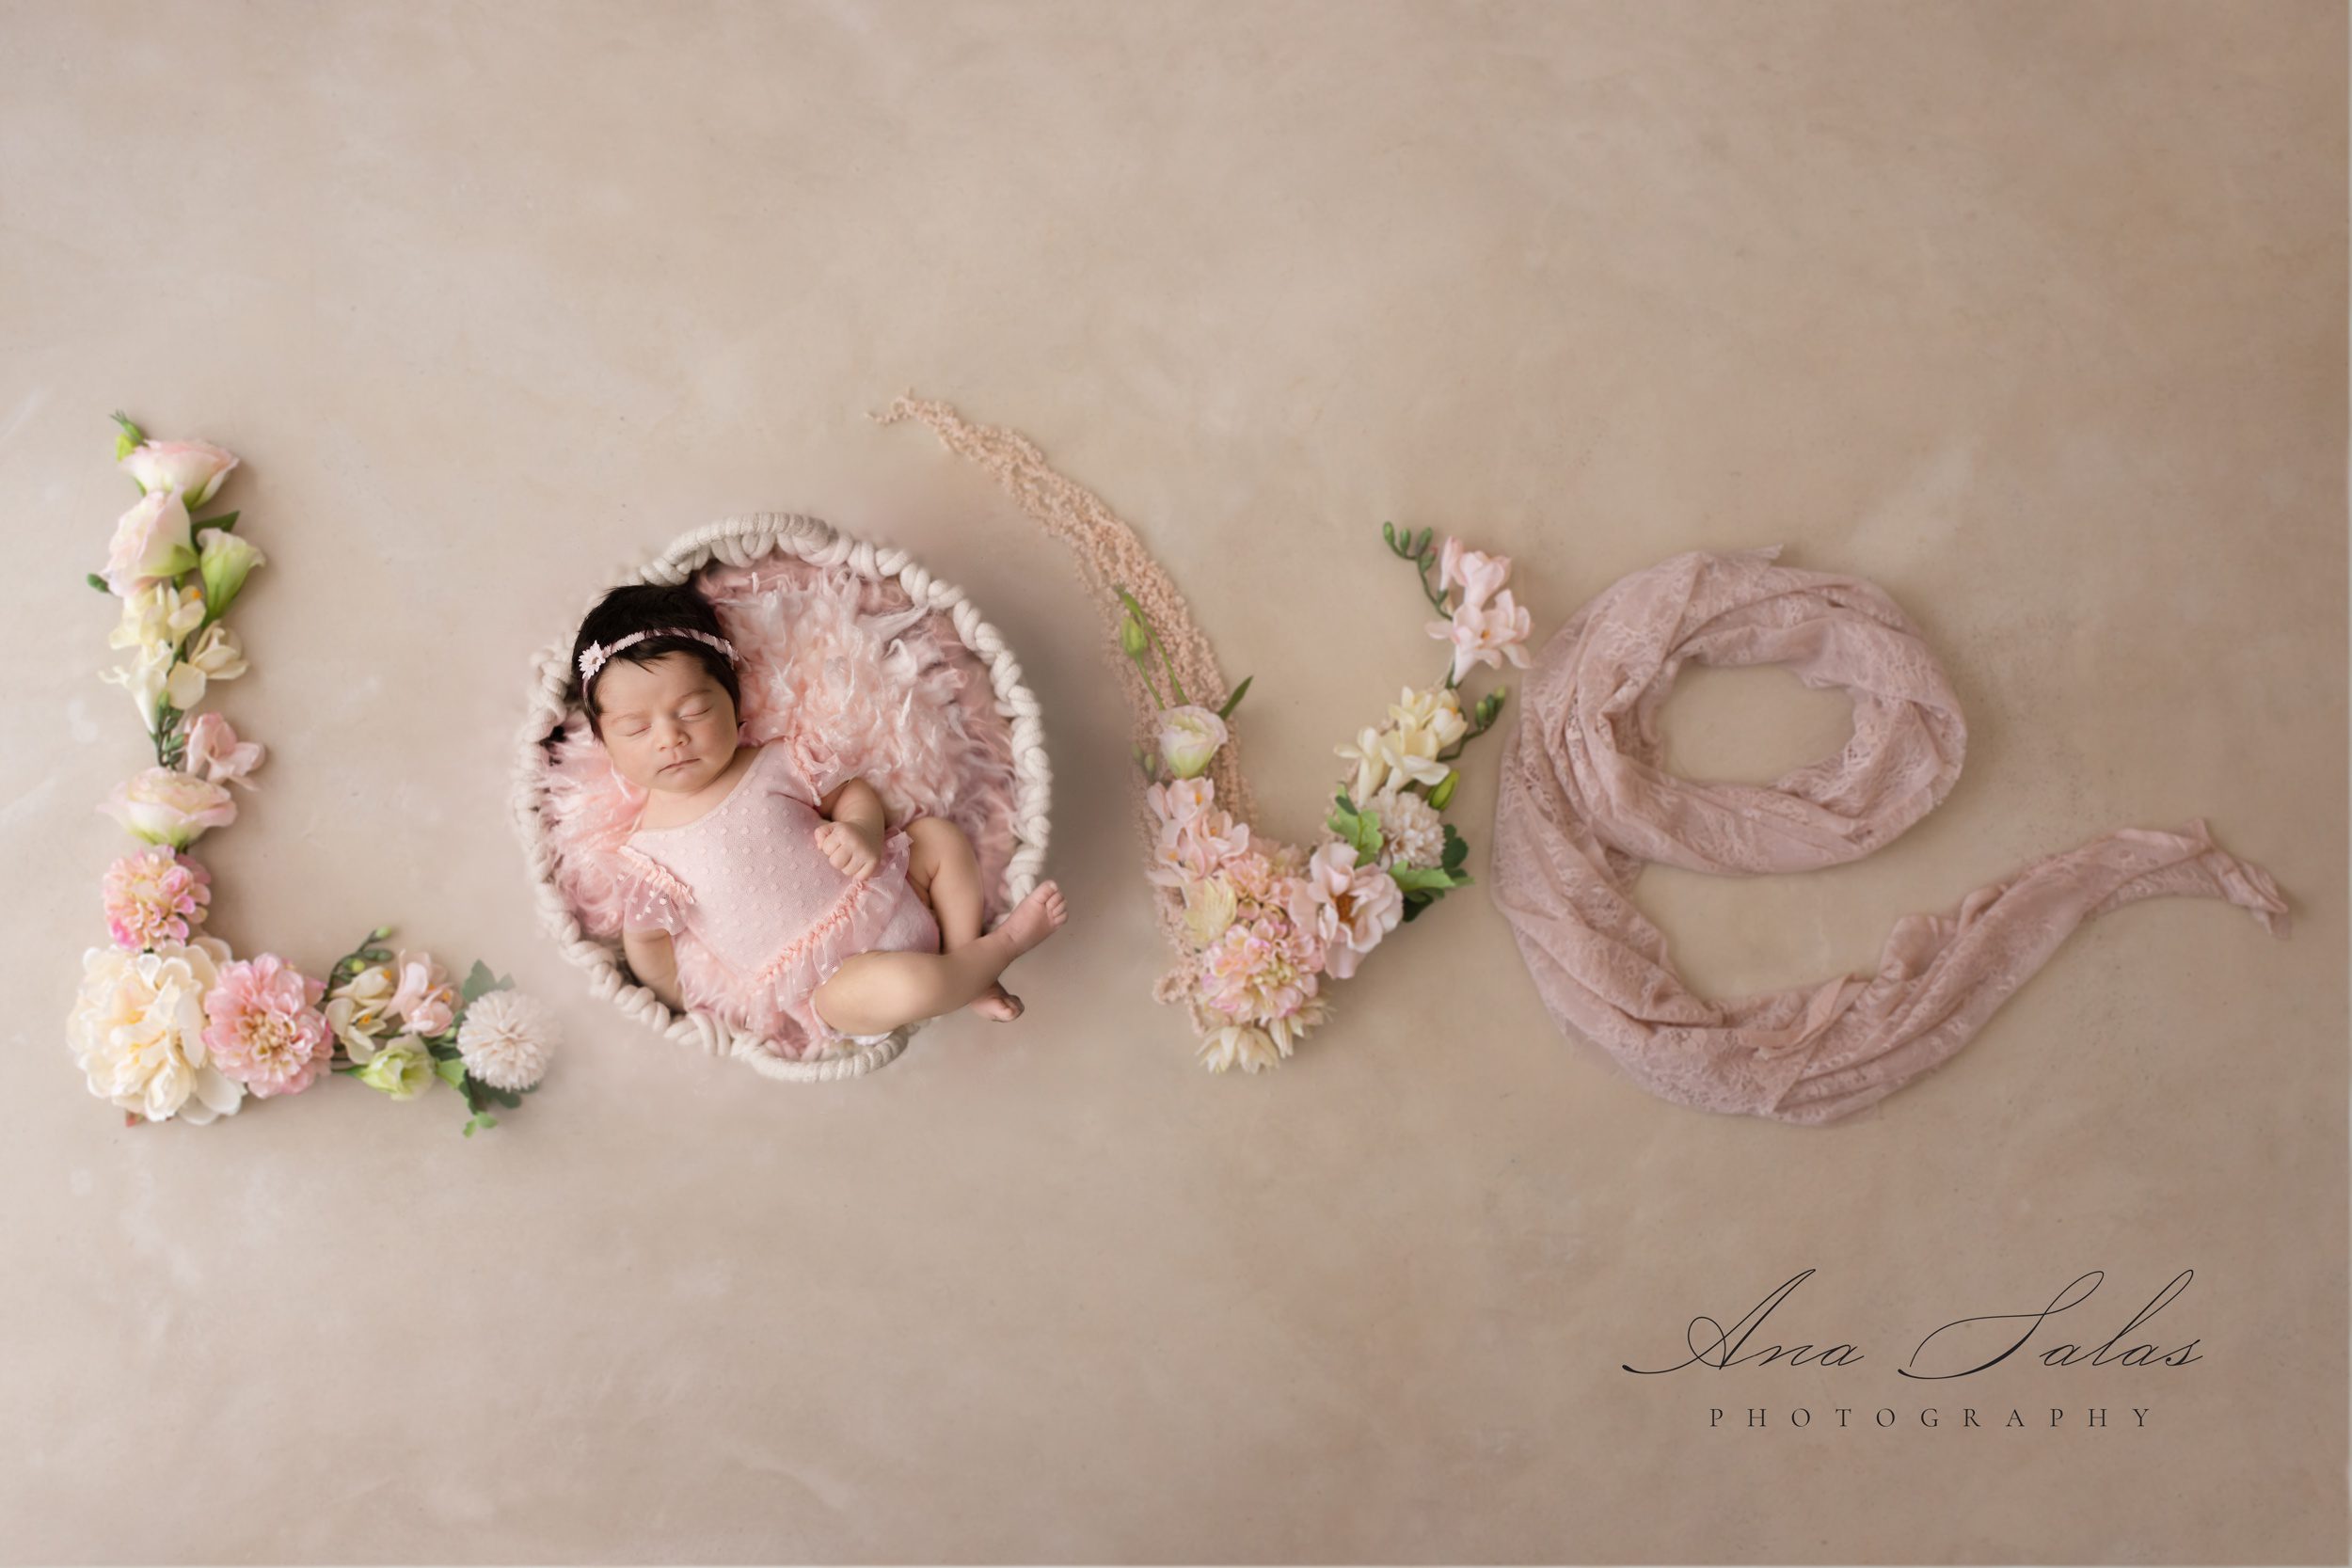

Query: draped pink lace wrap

[1491,545,2293,1125]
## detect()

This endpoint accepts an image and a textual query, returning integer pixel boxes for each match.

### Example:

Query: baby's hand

[815,818,882,879]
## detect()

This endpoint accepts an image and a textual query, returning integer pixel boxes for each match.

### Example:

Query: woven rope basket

[510,512,1052,1082]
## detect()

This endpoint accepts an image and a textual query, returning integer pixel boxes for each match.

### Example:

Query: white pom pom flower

[454,989,560,1091]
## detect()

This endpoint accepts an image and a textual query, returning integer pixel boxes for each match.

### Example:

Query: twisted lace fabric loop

[1492,544,2292,1125]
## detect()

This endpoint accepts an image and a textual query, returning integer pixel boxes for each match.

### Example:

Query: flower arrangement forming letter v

[69,412,557,1133]
[872,393,1531,1074]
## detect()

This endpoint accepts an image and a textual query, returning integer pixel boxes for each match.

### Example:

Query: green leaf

[462,1113,498,1137]
[488,1087,522,1109]
[433,1056,468,1090]
[459,958,500,1005]
[1440,823,1469,872]
[1389,865,1462,894]
[192,511,239,532]
[87,572,112,592]
[1215,674,1252,721]
[1325,792,1383,864]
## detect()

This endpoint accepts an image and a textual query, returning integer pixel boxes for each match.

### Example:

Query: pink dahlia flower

[101,846,213,950]
[201,953,333,1098]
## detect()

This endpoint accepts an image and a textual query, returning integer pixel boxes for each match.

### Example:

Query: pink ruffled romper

[614,737,942,1055]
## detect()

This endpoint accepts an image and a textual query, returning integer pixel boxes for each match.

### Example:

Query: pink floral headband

[577,627,737,687]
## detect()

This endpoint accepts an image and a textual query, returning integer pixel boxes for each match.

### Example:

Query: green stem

[1113,586,1188,709]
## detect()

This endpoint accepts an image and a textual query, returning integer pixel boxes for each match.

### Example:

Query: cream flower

[177,622,247,697]
[119,437,240,507]
[102,489,198,596]
[1334,724,1394,802]
[1367,783,1447,870]
[1180,873,1238,945]
[1197,1023,1285,1074]
[324,963,400,1061]
[454,989,560,1091]
[1374,716,1454,792]
[1155,705,1229,780]
[68,937,246,1124]
[355,1035,434,1099]
[98,641,181,731]
[97,766,237,847]
[1388,685,1468,748]
[108,582,205,655]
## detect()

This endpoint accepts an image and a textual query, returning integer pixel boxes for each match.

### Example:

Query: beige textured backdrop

[4,2,2344,1561]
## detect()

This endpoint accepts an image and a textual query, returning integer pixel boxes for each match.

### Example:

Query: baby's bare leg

[810,880,1066,1037]
[902,815,1021,1021]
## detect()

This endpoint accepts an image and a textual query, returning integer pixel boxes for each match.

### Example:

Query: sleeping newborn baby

[571,580,1066,1052]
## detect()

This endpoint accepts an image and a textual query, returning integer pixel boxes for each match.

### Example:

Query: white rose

[97,766,237,848]
[1155,705,1229,781]
[119,438,240,507]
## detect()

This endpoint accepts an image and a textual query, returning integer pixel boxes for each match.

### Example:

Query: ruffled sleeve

[615,844,694,937]
[782,731,850,807]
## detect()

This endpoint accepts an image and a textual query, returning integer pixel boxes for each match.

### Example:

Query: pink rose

[1287,840,1405,980]
[102,489,198,597]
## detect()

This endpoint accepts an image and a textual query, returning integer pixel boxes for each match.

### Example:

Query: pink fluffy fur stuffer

[538,557,1022,1049]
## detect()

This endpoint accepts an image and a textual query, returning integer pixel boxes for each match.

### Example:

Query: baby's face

[594,653,739,795]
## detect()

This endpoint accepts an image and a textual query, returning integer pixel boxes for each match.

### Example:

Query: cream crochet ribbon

[1490,544,2293,1124]
[511,511,1050,1083]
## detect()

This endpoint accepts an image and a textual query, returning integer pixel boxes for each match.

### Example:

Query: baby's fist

[816,820,880,879]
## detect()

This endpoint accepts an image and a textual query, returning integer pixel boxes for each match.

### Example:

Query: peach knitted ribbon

[1491,545,2292,1125]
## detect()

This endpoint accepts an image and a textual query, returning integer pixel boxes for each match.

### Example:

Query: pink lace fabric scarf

[1491,545,2291,1125]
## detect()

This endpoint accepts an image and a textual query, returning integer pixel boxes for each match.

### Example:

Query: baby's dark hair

[570,580,742,742]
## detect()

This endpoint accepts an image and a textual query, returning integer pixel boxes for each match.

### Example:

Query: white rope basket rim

[510,512,1052,1083]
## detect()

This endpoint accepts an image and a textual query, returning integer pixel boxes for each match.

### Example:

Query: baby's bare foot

[965,981,1024,1022]
[991,879,1067,962]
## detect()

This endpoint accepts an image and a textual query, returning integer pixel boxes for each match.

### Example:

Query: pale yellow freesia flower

[1388,685,1468,749]
[108,582,205,654]
[1375,715,1454,791]
[98,641,176,732]
[325,963,399,1061]
[1334,724,1393,802]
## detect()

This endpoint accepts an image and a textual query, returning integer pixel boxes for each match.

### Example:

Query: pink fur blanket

[1491,545,2292,1125]
[537,557,1022,977]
